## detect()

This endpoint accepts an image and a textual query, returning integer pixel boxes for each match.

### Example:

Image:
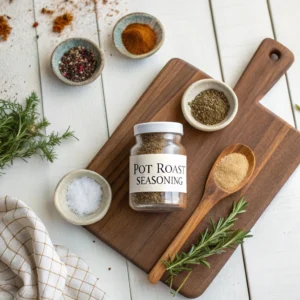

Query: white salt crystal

[66,176,102,216]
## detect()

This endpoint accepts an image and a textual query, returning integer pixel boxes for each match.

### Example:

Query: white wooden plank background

[0,0,299,299]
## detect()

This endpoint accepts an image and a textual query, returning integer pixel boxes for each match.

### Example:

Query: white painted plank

[0,1,50,219]
[32,1,130,299]
[269,0,300,128]
[212,0,294,126]
[98,0,249,299]
[243,166,300,300]
[241,1,300,299]
[212,1,299,300]
[128,247,249,300]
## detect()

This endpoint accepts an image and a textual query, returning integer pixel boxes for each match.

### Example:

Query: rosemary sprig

[0,92,77,175]
[163,197,252,296]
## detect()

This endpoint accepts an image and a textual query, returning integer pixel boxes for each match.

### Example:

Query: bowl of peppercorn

[113,12,165,59]
[51,38,104,86]
[181,79,238,132]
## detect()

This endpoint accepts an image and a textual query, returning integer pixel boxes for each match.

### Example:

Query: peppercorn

[59,46,98,82]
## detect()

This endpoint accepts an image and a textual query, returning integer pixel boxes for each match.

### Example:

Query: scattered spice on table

[59,46,98,82]
[214,153,249,190]
[41,7,54,15]
[122,23,157,55]
[6,0,125,38]
[0,15,12,41]
[32,22,39,28]
[53,12,73,33]
[188,89,230,125]
[66,176,103,216]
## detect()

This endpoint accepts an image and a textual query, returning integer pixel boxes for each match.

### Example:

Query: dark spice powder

[136,133,164,155]
[188,89,230,125]
[0,15,12,41]
[59,46,98,82]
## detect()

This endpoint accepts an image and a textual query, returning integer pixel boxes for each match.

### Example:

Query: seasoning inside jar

[188,89,230,125]
[129,122,187,212]
[59,46,97,82]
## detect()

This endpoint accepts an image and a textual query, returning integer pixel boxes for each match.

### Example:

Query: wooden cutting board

[86,39,300,298]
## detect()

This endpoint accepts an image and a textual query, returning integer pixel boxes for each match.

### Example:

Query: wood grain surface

[148,144,256,284]
[86,38,300,298]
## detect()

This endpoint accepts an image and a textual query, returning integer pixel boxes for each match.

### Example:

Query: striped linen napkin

[0,196,107,300]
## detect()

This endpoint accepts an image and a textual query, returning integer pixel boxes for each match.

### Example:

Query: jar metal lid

[134,122,184,136]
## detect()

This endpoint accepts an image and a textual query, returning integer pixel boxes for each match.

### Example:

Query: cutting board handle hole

[270,50,281,61]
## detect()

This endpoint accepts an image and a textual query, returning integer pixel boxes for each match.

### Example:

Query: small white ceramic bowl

[181,79,238,132]
[54,169,112,226]
[51,38,105,86]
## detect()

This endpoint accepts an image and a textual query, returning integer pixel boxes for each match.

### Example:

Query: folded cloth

[0,196,107,300]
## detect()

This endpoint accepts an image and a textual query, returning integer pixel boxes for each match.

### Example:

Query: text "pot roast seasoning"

[129,122,187,212]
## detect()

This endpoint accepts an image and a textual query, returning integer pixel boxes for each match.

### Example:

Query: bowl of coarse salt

[54,169,112,226]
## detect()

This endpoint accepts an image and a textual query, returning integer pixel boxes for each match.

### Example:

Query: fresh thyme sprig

[163,197,252,296]
[0,92,77,175]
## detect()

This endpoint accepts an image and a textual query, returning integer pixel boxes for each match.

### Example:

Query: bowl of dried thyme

[181,79,238,132]
[51,38,104,86]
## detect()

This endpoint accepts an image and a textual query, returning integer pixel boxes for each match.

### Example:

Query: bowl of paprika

[113,12,165,59]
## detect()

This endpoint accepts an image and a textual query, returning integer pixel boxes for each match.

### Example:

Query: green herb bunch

[163,198,252,296]
[0,92,76,175]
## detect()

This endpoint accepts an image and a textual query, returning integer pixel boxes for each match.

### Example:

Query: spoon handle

[148,197,214,284]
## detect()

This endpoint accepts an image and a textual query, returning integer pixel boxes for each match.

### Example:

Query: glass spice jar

[129,122,187,212]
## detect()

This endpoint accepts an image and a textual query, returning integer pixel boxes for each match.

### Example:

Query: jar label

[130,154,187,193]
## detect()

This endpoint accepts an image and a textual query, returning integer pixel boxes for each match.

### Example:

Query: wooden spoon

[148,143,256,284]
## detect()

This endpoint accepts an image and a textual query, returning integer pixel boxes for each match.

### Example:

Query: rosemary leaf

[0,92,77,175]
[164,197,251,296]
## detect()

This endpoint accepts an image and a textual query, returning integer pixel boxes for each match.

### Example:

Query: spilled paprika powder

[0,15,12,41]
[53,13,73,33]
[122,23,156,55]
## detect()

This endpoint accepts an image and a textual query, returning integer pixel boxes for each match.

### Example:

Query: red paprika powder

[122,23,156,55]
